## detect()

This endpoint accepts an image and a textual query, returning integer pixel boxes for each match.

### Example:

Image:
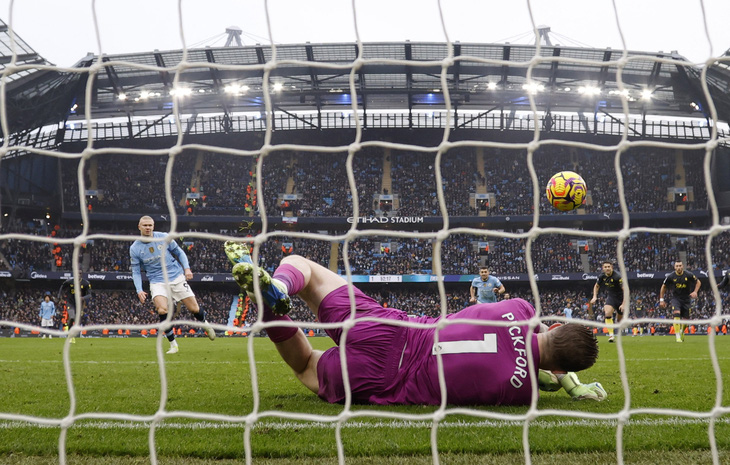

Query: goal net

[1,1,729,464]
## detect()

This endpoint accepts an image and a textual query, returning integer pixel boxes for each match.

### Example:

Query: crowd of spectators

[58,145,710,218]
[2,282,727,336]
[4,224,730,277]
[63,152,197,213]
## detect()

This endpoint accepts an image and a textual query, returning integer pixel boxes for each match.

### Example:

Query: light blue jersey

[130,231,190,293]
[471,275,503,303]
[40,300,56,319]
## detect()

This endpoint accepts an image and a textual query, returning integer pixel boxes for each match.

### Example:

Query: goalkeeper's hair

[549,324,599,372]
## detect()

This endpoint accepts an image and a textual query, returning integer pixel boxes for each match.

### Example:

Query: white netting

[1,1,730,465]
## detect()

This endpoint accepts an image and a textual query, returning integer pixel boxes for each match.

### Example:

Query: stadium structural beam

[274,106,319,129]
[305,44,323,120]
[500,45,511,87]
[456,106,499,128]
[597,50,613,88]
[548,47,561,88]
[133,112,173,139]
[405,42,413,130]
[0,53,41,65]
[599,109,642,137]
[205,49,233,133]
[153,52,172,93]
[224,27,243,47]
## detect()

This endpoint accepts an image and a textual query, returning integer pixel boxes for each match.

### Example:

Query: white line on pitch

[1,417,729,430]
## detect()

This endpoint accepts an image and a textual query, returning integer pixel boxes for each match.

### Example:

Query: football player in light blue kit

[39,292,56,338]
[470,266,505,304]
[130,215,215,354]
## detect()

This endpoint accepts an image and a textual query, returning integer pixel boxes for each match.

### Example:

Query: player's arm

[659,283,667,308]
[469,282,476,303]
[619,277,628,312]
[129,249,147,304]
[496,284,506,296]
[590,282,599,304]
[56,279,69,303]
[168,241,193,279]
[690,275,701,299]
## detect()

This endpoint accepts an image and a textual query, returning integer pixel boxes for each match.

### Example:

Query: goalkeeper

[225,242,606,406]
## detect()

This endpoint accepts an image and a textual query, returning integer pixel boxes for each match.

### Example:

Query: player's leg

[65,306,77,343]
[174,277,215,342]
[671,298,683,343]
[228,251,345,393]
[603,304,616,342]
[152,292,179,353]
[678,304,690,342]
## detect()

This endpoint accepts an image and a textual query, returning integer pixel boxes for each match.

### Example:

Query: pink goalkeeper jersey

[316,290,541,406]
[394,298,541,405]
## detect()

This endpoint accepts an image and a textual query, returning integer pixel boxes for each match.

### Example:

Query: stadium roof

[3,36,730,140]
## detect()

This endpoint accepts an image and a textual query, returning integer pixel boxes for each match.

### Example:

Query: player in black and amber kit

[659,261,700,343]
[57,277,91,343]
[590,261,627,343]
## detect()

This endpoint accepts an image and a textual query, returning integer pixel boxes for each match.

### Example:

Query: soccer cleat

[203,321,216,341]
[224,241,252,265]
[232,262,291,315]
[70,337,76,344]
[166,342,179,354]
[608,335,615,343]
[570,382,607,402]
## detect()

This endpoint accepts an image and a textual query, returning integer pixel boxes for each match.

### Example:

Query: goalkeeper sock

[273,264,305,295]
[605,317,614,336]
[262,306,298,343]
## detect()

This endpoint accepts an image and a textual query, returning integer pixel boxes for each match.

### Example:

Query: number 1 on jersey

[432,333,497,355]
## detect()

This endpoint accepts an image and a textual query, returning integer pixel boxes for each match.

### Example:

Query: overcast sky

[1,0,728,67]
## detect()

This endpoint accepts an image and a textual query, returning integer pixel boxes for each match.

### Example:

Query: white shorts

[41,318,54,327]
[149,274,195,303]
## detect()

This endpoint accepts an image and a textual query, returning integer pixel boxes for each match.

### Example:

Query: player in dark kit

[719,271,729,289]
[590,262,627,343]
[57,277,91,343]
[632,298,648,336]
[659,261,700,343]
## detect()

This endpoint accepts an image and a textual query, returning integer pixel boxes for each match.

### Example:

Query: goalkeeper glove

[538,370,561,392]
[559,372,607,401]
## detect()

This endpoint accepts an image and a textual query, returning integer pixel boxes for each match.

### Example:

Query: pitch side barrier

[3,269,723,284]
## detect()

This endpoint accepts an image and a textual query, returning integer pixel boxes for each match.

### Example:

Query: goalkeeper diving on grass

[224,241,606,405]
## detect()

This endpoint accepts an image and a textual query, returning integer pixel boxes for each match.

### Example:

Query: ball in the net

[546,171,587,211]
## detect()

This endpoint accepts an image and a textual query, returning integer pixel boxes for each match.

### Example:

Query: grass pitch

[1,334,729,464]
